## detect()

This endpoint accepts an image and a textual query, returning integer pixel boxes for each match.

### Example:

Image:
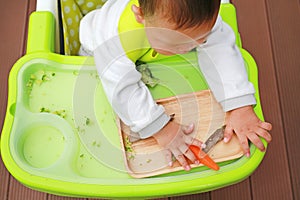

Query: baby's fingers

[255,126,272,143]
[182,124,202,147]
[183,148,199,165]
[248,132,265,152]
[164,150,173,167]
[178,143,199,165]
[183,135,202,148]
[223,125,234,143]
[172,148,191,171]
[182,123,194,134]
[259,121,272,131]
[237,134,250,157]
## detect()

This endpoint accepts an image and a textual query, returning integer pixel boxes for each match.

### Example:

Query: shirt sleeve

[196,15,256,112]
[79,1,170,138]
[93,37,170,138]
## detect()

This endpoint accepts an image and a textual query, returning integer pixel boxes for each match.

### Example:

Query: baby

[79,0,272,171]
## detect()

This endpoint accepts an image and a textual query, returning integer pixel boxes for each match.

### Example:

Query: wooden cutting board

[118,90,243,178]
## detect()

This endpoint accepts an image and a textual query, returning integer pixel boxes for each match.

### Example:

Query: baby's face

[144,17,216,55]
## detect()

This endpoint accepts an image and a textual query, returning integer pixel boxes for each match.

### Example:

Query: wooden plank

[152,198,169,200]
[171,193,210,200]
[48,194,87,200]
[8,178,47,200]
[265,0,300,199]
[0,160,10,200]
[231,0,294,199]
[211,179,252,200]
[25,0,37,54]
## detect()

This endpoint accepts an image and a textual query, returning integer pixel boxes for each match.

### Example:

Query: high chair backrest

[60,0,107,55]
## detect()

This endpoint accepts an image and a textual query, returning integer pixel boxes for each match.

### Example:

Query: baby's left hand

[224,105,272,157]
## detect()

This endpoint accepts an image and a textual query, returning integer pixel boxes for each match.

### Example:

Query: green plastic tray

[0,4,267,198]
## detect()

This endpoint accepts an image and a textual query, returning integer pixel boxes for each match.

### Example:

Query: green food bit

[26,74,37,88]
[38,70,45,75]
[73,71,79,76]
[128,154,135,160]
[80,154,84,158]
[172,156,177,162]
[27,71,55,87]
[76,126,86,134]
[39,108,67,118]
[41,74,50,81]
[90,72,99,80]
[40,107,50,113]
[53,110,67,118]
[136,62,159,87]
[30,74,37,80]
[146,159,152,163]
[85,117,91,125]
[35,79,43,85]
[26,80,34,87]
[124,136,134,153]
[92,141,101,148]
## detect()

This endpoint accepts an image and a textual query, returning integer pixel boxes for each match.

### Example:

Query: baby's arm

[93,39,170,137]
[224,106,272,156]
[197,15,272,155]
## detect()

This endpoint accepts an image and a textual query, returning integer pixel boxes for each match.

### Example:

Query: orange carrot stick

[189,145,220,171]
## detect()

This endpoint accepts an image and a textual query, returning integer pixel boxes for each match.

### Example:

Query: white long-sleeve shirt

[79,0,256,139]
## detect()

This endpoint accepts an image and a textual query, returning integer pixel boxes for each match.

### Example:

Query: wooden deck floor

[1,0,299,199]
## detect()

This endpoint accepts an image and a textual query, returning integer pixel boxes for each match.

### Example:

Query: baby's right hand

[152,121,202,171]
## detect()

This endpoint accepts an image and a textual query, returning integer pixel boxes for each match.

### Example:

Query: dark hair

[138,0,221,29]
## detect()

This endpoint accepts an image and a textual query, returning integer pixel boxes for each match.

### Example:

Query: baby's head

[132,0,220,55]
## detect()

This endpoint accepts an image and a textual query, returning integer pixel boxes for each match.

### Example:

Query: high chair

[0,0,268,198]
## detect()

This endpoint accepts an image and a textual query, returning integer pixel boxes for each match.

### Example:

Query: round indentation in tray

[21,125,66,168]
